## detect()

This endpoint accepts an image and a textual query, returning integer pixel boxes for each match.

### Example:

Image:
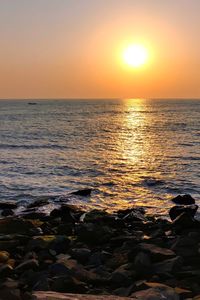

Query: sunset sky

[0,0,200,99]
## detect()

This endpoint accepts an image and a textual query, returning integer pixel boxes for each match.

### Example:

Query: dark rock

[0,201,17,209]
[27,198,49,208]
[71,189,92,196]
[2,209,14,216]
[0,264,13,278]
[27,235,70,254]
[75,223,113,244]
[48,263,71,277]
[56,223,73,235]
[169,204,198,221]
[0,250,10,263]
[139,243,175,262]
[114,284,135,297]
[0,217,41,235]
[131,285,179,299]
[15,259,39,273]
[50,206,75,223]
[172,194,195,205]
[51,275,87,293]
[172,212,198,229]
[154,256,183,275]
[71,248,91,263]
[0,288,21,300]
[134,252,152,275]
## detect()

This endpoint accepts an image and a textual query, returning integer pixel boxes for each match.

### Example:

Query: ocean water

[0,99,199,215]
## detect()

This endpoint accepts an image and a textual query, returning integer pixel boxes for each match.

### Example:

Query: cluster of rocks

[0,192,200,299]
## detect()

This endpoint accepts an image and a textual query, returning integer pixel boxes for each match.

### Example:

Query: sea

[0,99,199,216]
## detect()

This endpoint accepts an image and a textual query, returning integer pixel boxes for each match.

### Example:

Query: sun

[123,44,148,68]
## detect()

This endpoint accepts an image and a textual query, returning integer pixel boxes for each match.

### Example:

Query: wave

[0,144,67,150]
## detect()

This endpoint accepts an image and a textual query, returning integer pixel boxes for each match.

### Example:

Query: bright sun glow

[123,44,148,68]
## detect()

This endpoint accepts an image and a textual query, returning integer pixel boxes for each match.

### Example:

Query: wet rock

[50,206,75,223]
[169,204,198,221]
[27,235,70,254]
[56,223,73,235]
[2,208,14,216]
[15,259,39,273]
[121,208,146,222]
[0,250,10,263]
[27,198,49,208]
[0,201,17,209]
[172,194,195,205]
[154,256,183,275]
[171,236,198,257]
[0,217,41,235]
[71,248,91,263]
[172,212,198,229]
[71,189,92,196]
[139,243,175,262]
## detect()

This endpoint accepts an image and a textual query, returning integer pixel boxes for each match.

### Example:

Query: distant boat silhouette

[28,102,37,105]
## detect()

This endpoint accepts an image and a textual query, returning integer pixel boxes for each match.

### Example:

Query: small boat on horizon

[28,102,37,105]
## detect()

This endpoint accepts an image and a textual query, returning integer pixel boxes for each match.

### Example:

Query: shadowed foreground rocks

[0,193,200,299]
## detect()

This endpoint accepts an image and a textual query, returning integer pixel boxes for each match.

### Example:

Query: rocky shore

[0,192,200,299]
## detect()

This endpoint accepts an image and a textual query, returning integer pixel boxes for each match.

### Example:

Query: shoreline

[0,192,200,299]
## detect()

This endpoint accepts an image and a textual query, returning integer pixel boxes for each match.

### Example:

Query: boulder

[71,189,92,196]
[71,248,91,263]
[50,206,75,223]
[0,217,41,235]
[75,223,113,244]
[0,250,10,263]
[0,201,17,209]
[172,194,195,205]
[172,212,198,229]
[131,286,179,299]
[169,204,198,221]
[154,256,183,274]
[139,243,175,262]
[1,209,14,216]
[15,259,39,273]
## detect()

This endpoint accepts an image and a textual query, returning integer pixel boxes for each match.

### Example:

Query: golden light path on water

[99,98,173,215]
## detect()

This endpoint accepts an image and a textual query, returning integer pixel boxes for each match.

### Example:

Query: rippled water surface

[0,99,199,214]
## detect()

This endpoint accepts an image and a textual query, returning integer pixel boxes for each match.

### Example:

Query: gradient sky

[0,0,200,99]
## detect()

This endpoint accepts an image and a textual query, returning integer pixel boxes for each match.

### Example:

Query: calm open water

[0,99,199,215]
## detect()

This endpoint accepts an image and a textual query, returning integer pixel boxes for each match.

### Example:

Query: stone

[28,198,50,208]
[139,243,175,262]
[71,189,92,196]
[154,256,183,274]
[48,263,71,277]
[71,248,91,263]
[1,209,14,216]
[172,212,197,229]
[27,235,70,254]
[131,286,179,299]
[15,259,39,273]
[0,250,10,263]
[134,252,152,275]
[0,201,17,209]
[172,194,195,205]
[0,217,41,235]
[51,275,87,293]
[169,204,198,221]
[0,288,21,300]
[75,223,113,244]
[0,264,13,278]
[50,206,75,223]
[33,292,131,299]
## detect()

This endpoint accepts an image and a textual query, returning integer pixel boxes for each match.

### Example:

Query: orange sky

[0,0,200,99]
